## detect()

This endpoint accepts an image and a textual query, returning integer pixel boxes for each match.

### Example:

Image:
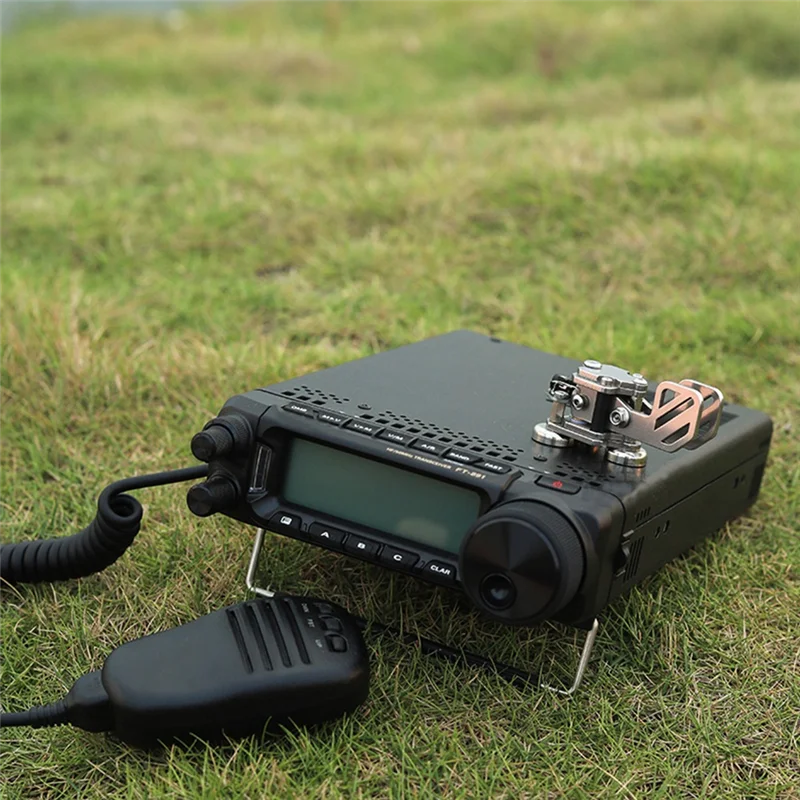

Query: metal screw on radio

[608,407,631,428]
[571,394,588,411]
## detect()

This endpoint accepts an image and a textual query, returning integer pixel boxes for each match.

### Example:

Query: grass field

[2,2,799,797]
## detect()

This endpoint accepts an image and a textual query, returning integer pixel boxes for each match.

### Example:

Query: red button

[535,475,581,494]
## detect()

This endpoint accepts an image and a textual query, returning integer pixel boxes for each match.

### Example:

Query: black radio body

[187,331,772,629]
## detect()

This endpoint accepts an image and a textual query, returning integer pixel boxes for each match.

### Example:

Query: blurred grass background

[2,2,799,798]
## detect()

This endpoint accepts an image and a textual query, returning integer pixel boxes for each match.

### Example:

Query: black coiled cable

[1,465,208,585]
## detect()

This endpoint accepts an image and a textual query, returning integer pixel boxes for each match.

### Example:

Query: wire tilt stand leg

[245,528,600,696]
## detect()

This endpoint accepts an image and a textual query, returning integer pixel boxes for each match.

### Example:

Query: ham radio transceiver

[185,331,772,692]
[2,330,774,741]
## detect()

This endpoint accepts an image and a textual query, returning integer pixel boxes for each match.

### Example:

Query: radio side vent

[623,538,644,583]
[634,507,651,524]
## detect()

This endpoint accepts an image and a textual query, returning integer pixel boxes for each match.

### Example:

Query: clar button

[422,560,457,585]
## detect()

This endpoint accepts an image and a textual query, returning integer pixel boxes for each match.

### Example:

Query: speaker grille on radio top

[364,408,525,463]
[278,385,350,406]
[276,392,526,462]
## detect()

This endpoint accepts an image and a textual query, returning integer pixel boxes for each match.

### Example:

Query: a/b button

[379,546,419,570]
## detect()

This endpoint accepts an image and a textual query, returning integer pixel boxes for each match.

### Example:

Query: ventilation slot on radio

[634,507,651,525]
[278,385,350,406]
[277,386,527,462]
[376,408,525,463]
[623,538,644,583]
[539,460,613,487]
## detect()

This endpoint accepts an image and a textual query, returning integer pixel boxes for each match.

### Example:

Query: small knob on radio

[186,476,240,517]
[191,413,252,462]
[191,426,234,462]
[459,502,585,625]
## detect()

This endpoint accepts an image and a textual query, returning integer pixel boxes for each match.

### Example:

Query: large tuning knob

[459,502,585,625]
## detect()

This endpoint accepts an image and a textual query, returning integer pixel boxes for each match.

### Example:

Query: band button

[443,449,478,465]
[422,560,458,585]
[379,546,419,570]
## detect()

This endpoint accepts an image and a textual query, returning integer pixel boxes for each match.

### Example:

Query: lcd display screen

[282,438,481,554]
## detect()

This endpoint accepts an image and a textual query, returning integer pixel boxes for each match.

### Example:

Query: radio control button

[282,402,316,417]
[320,616,343,632]
[269,511,301,530]
[412,440,444,456]
[326,634,348,653]
[315,602,335,614]
[344,535,380,559]
[308,523,346,547]
[443,449,478,465]
[345,419,382,436]
[379,546,419,570]
[536,475,581,494]
[422,560,457,585]
[378,430,414,446]
[317,410,349,426]
[477,460,511,474]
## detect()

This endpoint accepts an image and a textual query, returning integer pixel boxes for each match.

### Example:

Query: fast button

[477,460,511,474]
[422,560,457,585]
[379,546,419,570]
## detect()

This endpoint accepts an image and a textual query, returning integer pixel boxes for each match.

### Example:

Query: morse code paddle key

[532,359,725,467]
